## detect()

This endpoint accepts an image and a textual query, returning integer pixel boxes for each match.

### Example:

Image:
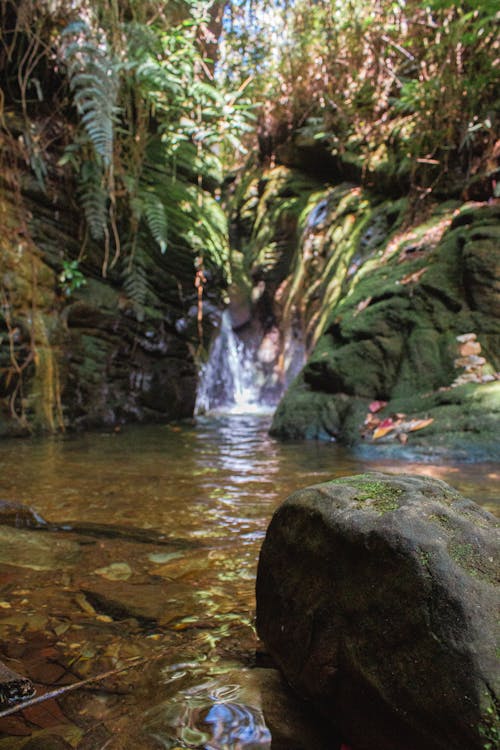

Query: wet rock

[0,527,80,571]
[0,110,223,436]
[256,472,500,750]
[0,503,198,549]
[51,521,197,548]
[80,580,167,625]
[0,501,48,530]
[79,578,195,626]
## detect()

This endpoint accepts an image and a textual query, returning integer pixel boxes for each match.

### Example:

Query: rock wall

[231,166,500,458]
[0,121,223,436]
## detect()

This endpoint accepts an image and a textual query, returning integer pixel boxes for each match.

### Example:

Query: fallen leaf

[373,419,395,439]
[369,400,387,413]
[406,418,434,432]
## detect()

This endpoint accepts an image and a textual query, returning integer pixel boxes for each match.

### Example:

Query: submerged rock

[0,527,80,571]
[0,500,48,529]
[256,472,500,750]
[0,500,198,548]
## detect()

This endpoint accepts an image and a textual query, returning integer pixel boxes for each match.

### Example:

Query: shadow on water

[0,414,497,748]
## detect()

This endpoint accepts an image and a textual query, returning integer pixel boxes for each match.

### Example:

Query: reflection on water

[148,681,272,749]
[0,415,497,749]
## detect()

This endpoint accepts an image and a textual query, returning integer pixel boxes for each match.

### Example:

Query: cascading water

[196,310,273,414]
[195,309,302,415]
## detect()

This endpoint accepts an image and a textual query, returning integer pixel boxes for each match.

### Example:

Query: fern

[61,21,119,167]
[142,192,168,254]
[122,249,149,322]
[78,160,107,240]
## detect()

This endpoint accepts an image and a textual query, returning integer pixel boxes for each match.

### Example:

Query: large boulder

[256,473,499,750]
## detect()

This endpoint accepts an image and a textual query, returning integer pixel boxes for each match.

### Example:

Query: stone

[0,527,80,571]
[79,578,197,626]
[256,472,500,750]
[263,193,500,458]
[0,501,49,530]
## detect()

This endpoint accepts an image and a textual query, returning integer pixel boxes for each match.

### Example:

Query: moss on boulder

[256,472,500,750]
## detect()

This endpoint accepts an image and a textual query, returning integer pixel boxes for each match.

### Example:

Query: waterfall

[195,310,266,414]
[195,310,288,415]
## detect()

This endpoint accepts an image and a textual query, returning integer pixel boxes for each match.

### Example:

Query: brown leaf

[369,400,387,413]
[373,420,395,439]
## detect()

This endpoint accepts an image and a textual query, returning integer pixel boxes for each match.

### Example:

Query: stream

[0,414,498,749]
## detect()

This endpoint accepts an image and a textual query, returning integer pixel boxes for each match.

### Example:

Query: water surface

[0,416,497,748]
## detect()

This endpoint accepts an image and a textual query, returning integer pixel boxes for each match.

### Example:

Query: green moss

[418,549,432,568]
[447,540,499,585]
[428,513,454,531]
[328,475,403,514]
[478,700,500,750]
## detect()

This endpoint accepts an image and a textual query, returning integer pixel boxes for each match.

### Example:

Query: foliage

[60,20,119,167]
[1,0,497,299]
[221,0,499,199]
[0,0,253,316]
[59,259,87,297]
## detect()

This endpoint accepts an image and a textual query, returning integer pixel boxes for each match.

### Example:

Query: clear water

[0,415,497,749]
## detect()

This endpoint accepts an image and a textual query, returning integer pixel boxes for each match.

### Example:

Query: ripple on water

[147,680,272,749]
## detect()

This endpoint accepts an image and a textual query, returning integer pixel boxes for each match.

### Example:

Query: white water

[195,310,280,415]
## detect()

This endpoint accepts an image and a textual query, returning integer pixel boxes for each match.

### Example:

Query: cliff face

[0,120,222,436]
[231,166,500,459]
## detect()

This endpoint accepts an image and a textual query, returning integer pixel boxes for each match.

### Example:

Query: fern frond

[143,193,168,254]
[121,247,150,321]
[78,160,107,240]
[61,23,119,167]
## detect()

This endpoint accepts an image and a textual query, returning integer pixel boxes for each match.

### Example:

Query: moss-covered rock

[256,472,500,750]
[262,184,500,457]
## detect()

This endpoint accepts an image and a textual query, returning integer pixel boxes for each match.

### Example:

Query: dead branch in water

[0,656,145,719]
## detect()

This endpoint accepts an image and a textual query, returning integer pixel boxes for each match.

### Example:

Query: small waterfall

[195,311,265,414]
[195,310,288,415]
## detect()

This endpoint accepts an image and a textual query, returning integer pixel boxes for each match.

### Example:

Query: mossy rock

[257,472,500,750]
[271,199,500,457]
